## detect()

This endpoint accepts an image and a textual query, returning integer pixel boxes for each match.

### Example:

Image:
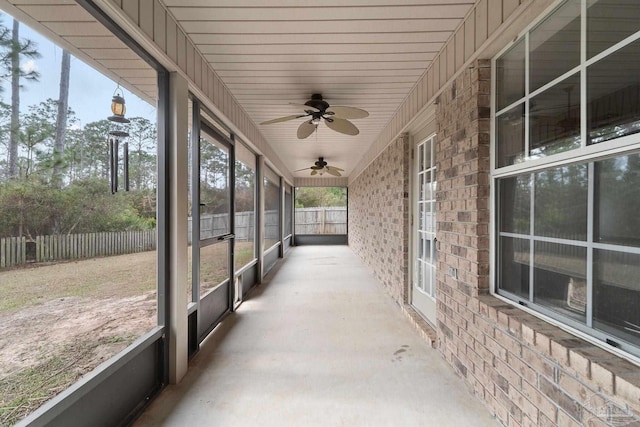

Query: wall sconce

[107,85,130,193]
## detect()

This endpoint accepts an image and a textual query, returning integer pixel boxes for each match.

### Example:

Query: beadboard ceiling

[1,0,476,179]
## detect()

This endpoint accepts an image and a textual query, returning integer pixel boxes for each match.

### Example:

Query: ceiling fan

[295,157,344,177]
[260,94,369,139]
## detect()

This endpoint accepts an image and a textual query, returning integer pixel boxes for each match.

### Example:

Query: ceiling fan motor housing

[313,157,328,169]
[305,94,330,114]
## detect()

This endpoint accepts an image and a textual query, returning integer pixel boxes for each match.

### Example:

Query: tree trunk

[52,49,70,188]
[8,19,20,179]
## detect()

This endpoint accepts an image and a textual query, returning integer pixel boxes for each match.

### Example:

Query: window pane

[529,74,581,158]
[200,134,229,239]
[529,0,581,92]
[587,0,640,58]
[200,242,229,296]
[496,38,526,110]
[264,174,280,250]
[594,249,640,346]
[499,174,531,235]
[423,172,432,201]
[424,140,432,169]
[234,160,255,272]
[533,241,587,322]
[496,104,525,167]
[534,164,588,240]
[499,237,530,299]
[588,38,640,145]
[595,153,640,247]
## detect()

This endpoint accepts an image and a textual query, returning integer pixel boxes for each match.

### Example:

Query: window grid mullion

[586,162,594,327]
[580,0,587,149]
[529,173,535,303]
[524,32,530,159]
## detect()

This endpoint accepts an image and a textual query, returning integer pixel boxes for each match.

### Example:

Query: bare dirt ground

[0,243,255,426]
[0,252,157,426]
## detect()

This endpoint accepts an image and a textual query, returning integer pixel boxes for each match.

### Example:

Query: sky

[0,13,157,127]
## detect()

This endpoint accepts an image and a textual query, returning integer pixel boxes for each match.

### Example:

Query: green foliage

[0,178,154,237]
[295,187,347,208]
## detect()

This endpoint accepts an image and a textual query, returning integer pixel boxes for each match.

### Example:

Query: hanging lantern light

[110,93,127,119]
[108,84,131,193]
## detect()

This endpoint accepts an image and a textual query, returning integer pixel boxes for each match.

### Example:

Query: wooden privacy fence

[1,207,347,268]
[188,210,279,242]
[0,230,156,269]
[295,207,347,235]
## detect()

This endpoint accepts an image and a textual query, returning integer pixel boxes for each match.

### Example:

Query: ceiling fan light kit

[260,94,369,139]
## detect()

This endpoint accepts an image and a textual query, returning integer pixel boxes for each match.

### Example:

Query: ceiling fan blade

[326,165,344,172]
[325,117,359,136]
[294,167,311,172]
[297,120,316,139]
[326,106,369,119]
[290,103,320,113]
[310,169,318,176]
[326,168,342,177]
[260,114,305,125]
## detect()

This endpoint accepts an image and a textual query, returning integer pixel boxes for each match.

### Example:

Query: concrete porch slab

[133,246,498,427]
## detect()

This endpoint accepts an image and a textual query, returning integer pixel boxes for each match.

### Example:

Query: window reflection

[530,74,581,158]
[496,38,526,110]
[587,0,640,58]
[496,104,525,167]
[588,39,640,145]
[529,0,581,92]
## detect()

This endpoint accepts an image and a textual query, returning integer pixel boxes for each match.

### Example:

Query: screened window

[494,0,640,357]
[0,11,159,423]
[294,187,347,235]
[263,166,280,251]
[284,184,292,238]
[234,143,256,272]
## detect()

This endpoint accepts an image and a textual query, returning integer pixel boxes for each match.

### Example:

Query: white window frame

[490,0,640,363]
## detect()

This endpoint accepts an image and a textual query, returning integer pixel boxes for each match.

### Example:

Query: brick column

[435,58,491,339]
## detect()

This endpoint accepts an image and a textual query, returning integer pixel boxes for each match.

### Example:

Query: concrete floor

[133,246,498,427]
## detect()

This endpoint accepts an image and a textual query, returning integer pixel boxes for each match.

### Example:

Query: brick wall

[348,134,410,304]
[435,59,640,427]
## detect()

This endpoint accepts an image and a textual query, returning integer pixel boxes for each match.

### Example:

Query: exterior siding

[348,135,410,304]
[106,0,292,183]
